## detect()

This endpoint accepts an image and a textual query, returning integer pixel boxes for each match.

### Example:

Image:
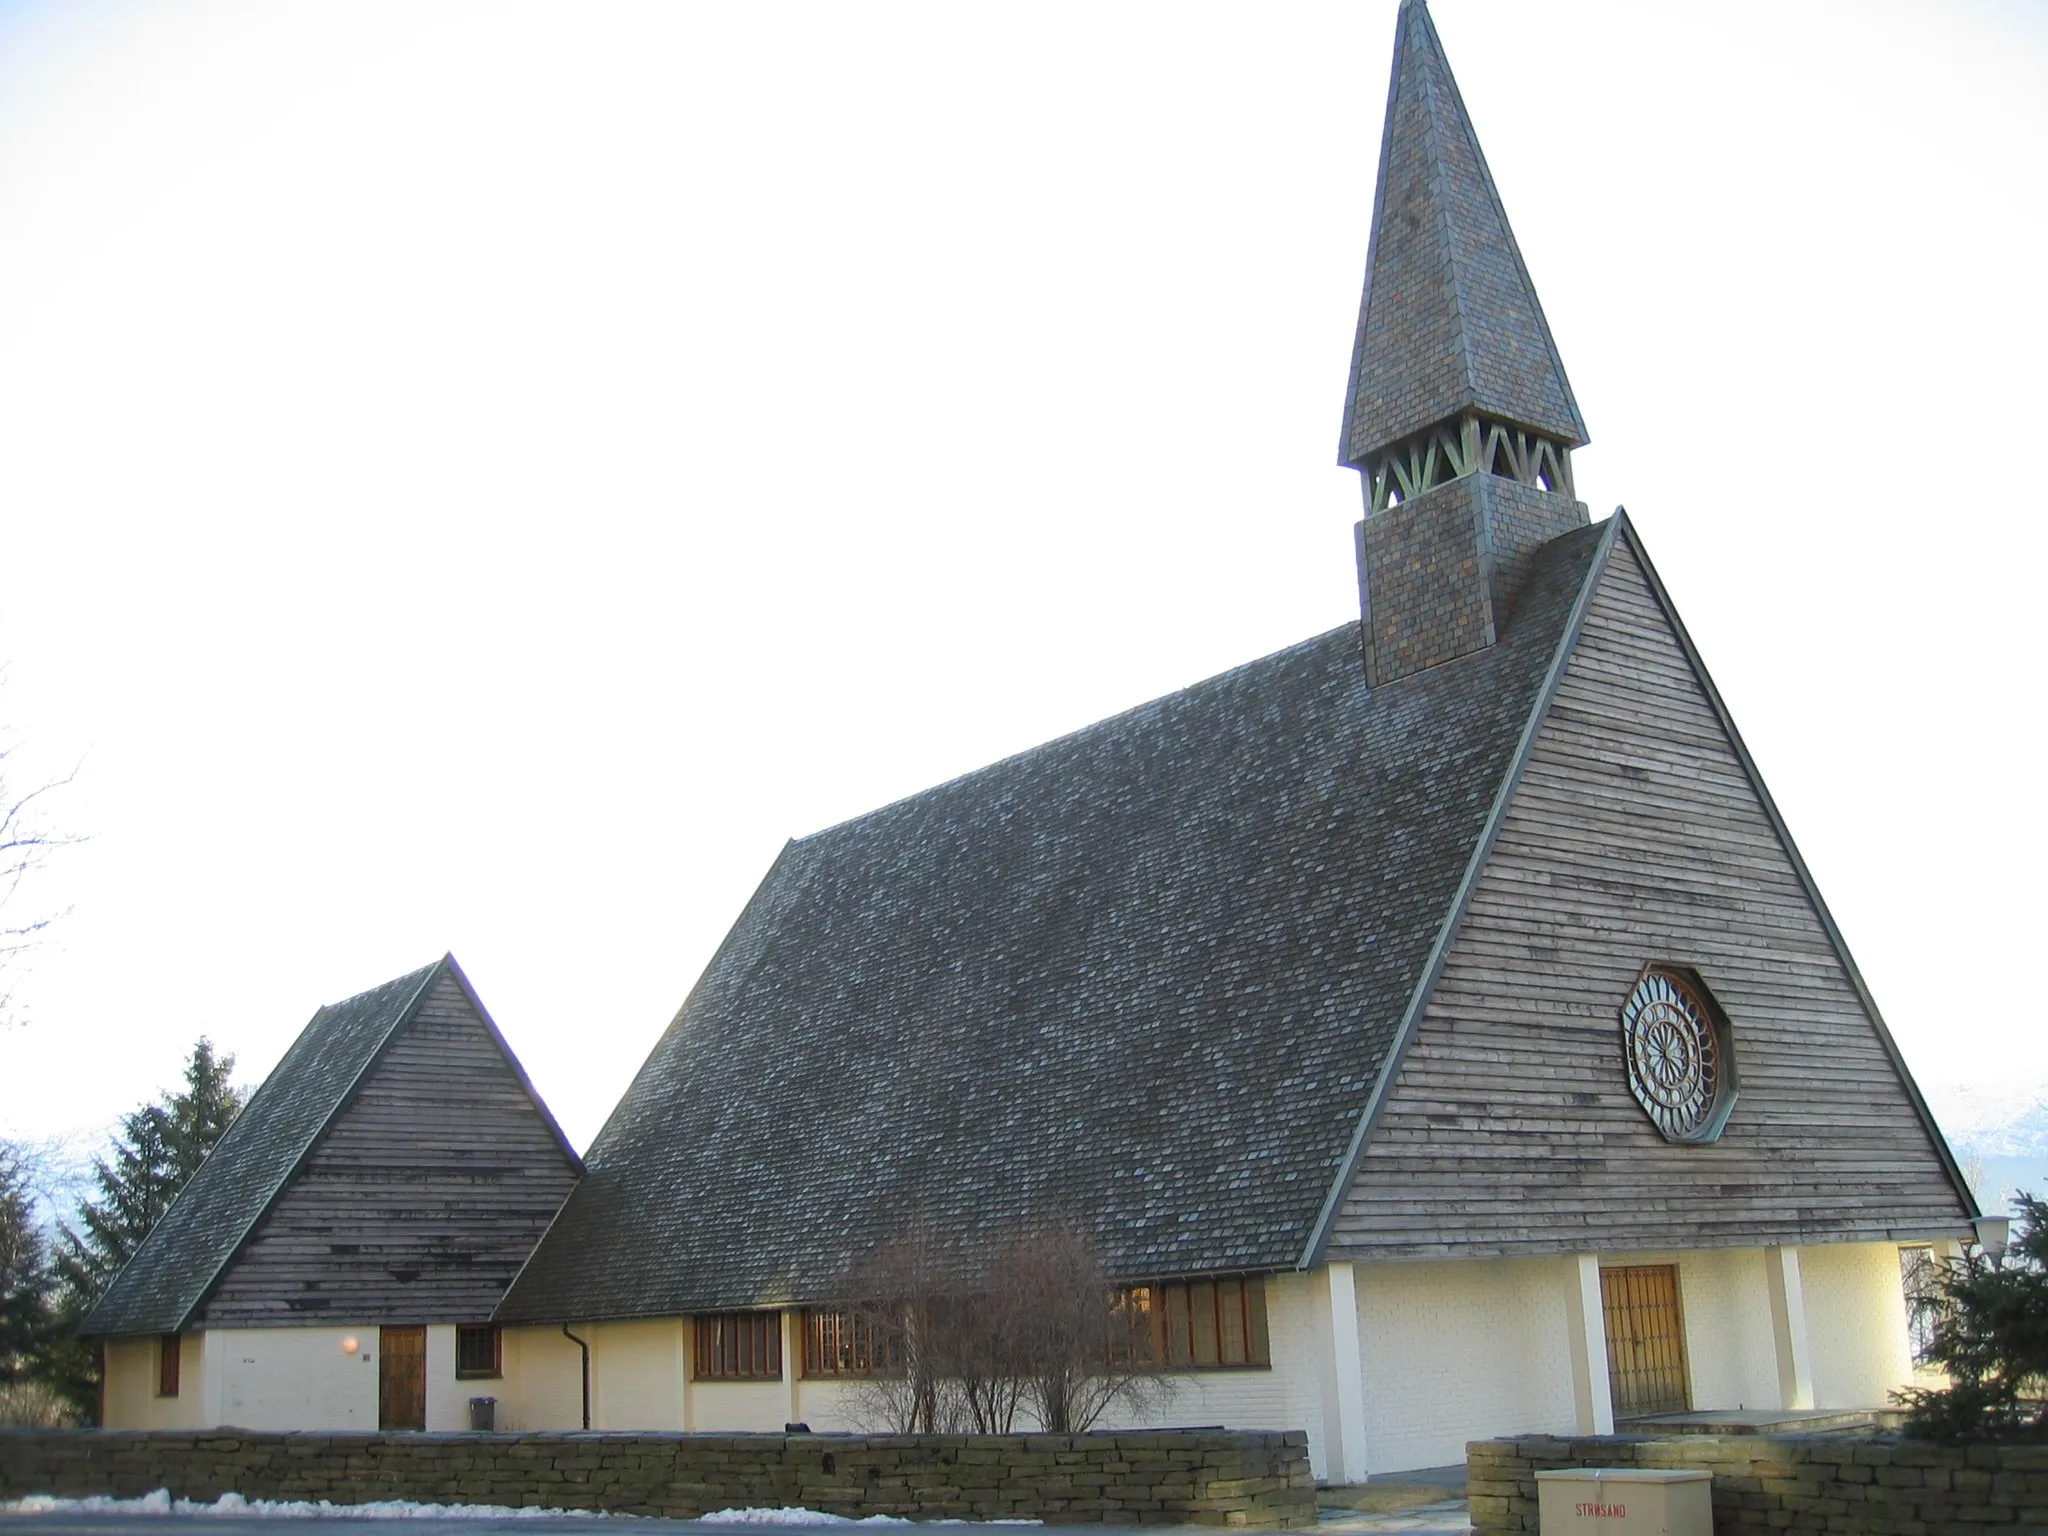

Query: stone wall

[1469,1432,2048,1533]
[0,1428,1315,1527]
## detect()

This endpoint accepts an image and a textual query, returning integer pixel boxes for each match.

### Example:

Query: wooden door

[378,1325,426,1430]
[1600,1265,1690,1418]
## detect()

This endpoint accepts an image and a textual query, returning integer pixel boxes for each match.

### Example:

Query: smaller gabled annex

[82,955,582,1433]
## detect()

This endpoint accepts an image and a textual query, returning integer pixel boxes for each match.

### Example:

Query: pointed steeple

[1342,0,1591,690]
[1339,0,1586,482]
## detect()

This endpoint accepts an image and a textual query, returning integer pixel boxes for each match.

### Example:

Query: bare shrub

[0,1378,75,1427]
[832,1221,1166,1434]
[1000,1223,1163,1432]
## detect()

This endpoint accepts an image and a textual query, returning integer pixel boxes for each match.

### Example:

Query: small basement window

[455,1324,502,1379]
[694,1311,783,1381]
[1118,1276,1271,1369]
[157,1334,181,1397]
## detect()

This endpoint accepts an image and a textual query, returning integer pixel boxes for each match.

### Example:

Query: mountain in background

[1922,1080,2048,1218]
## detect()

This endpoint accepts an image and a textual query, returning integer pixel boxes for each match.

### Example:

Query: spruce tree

[1900,1193,2048,1441]
[47,1038,243,1421]
[0,1141,53,1386]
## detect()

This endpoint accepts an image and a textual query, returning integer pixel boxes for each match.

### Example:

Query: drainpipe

[561,1323,591,1431]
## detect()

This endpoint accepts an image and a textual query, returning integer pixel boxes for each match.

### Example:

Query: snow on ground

[0,1492,601,1520]
[0,1494,1039,1526]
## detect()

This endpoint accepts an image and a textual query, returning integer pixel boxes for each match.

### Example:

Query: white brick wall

[212,1326,378,1431]
[1353,1256,1579,1474]
[424,1245,1923,1457]
[1617,1247,1780,1412]
[1802,1242,1913,1408]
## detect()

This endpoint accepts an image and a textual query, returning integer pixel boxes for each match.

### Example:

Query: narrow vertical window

[158,1334,181,1397]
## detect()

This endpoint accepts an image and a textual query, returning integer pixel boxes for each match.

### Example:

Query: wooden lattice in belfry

[1620,966,1739,1143]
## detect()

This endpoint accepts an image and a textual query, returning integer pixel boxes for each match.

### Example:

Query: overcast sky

[1,0,2043,1163]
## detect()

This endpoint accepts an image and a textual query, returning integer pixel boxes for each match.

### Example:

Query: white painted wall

[421,1324,515,1432]
[213,1326,378,1430]
[1616,1248,1781,1413]
[692,1379,794,1431]
[116,1244,1912,1459]
[591,1319,685,1430]
[1096,1270,1326,1459]
[1353,1256,1579,1474]
[1802,1242,1914,1408]
[101,1334,205,1429]
[500,1325,587,1431]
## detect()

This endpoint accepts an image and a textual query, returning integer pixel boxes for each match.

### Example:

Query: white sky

[1,0,2043,1161]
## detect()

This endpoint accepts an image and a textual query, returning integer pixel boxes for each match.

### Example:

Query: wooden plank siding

[198,973,580,1325]
[1327,533,1972,1260]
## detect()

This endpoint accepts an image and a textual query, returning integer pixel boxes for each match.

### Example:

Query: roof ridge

[1412,4,1475,410]
[1340,0,1587,461]
[78,958,449,1336]
[795,622,1362,845]
[1611,518,1978,1223]
[1298,512,1622,1268]
[169,957,448,1330]
[1425,5,1586,444]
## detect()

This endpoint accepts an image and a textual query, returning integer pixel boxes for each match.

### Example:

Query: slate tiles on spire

[1340,0,1586,464]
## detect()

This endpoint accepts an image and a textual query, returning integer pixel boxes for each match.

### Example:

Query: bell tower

[1341,0,1590,687]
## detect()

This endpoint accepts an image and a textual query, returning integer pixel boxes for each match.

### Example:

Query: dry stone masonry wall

[1470,1433,2048,1534]
[0,1428,1315,1527]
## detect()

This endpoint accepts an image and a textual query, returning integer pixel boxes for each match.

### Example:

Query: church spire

[1339,0,1586,510]
[1343,0,1591,689]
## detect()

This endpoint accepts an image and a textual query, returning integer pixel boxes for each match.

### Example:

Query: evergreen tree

[0,1140,54,1385]
[1899,1193,2048,1441]
[46,1038,243,1421]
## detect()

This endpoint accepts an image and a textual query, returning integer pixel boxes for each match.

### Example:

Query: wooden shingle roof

[495,524,1611,1323]
[81,955,578,1338]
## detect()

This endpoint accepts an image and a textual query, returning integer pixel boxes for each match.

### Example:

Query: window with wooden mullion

[1122,1277,1270,1369]
[801,1308,896,1378]
[157,1334,181,1397]
[455,1324,502,1380]
[694,1311,783,1381]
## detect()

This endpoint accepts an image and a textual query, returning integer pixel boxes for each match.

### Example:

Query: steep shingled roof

[495,522,1610,1324]
[1339,0,1586,462]
[80,955,575,1338]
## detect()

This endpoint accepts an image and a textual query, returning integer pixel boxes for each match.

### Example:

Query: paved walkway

[1314,1466,1470,1536]
[1317,1500,1470,1534]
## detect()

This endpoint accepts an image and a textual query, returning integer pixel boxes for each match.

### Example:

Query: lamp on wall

[341,1336,360,1356]
[1972,1216,2011,1263]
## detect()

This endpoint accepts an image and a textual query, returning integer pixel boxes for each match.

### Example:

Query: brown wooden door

[378,1326,426,1430]
[1601,1265,1691,1418]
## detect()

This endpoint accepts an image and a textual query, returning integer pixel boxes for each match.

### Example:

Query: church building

[88,0,1978,1479]
[486,0,1977,1476]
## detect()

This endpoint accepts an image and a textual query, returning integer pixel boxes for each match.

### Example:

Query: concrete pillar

[1566,1254,1614,1435]
[782,1308,802,1426]
[679,1317,695,1432]
[199,1328,229,1429]
[1765,1246,1814,1410]
[1315,1262,1370,1484]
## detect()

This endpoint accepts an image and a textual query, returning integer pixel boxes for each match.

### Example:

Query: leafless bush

[0,1378,75,1427]
[832,1221,1166,1434]
[0,713,80,1030]
[1002,1223,1162,1432]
